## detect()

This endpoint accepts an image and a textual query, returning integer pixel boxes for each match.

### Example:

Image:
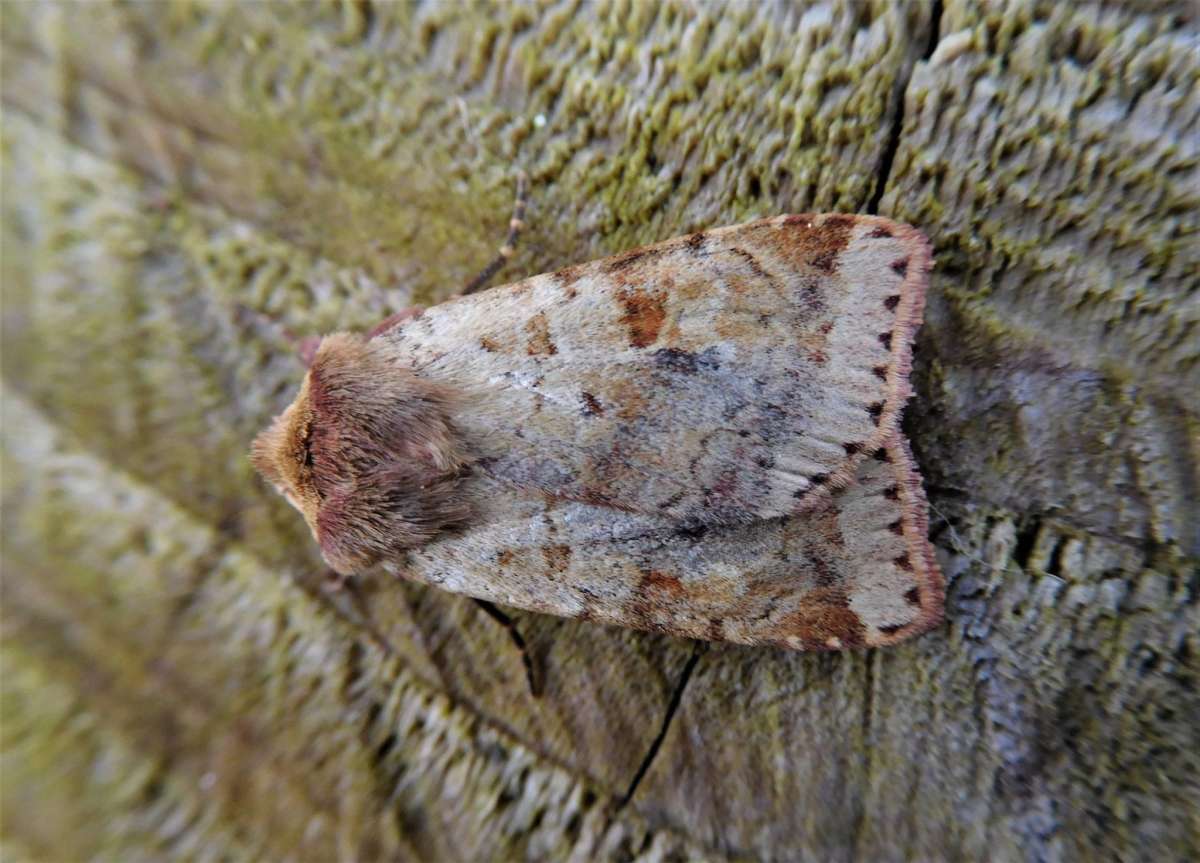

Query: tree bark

[2,2,1196,861]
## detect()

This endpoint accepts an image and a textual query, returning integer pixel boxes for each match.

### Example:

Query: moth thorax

[251,332,471,574]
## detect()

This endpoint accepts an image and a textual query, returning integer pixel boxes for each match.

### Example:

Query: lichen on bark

[2,2,1196,861]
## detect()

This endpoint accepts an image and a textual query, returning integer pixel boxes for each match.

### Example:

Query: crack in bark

[474,598,543,697]
[867,0,943,215]
[850,650,880,860]
[617,642,705,810]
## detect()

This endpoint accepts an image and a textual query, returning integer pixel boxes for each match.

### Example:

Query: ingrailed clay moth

[252,214,944,650]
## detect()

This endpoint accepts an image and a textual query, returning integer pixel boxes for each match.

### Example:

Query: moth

[252,213,944,650]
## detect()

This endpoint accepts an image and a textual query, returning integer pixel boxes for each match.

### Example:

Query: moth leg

[460,169,529,296]
[305,568,403,656]
[323,568,351,592]
[472,598,544,697]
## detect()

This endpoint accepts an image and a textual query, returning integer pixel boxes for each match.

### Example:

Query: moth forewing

[252,214,944,650]
[380,215,930,521]
[392,429,943,650]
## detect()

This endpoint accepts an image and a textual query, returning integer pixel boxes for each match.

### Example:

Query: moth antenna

[461,169,530,296]
[367,306,424,339]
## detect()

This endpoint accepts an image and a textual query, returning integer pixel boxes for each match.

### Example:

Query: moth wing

[379,214,930,525]
[396,430,944,650]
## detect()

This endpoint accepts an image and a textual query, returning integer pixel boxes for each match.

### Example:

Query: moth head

[251,332,470,574]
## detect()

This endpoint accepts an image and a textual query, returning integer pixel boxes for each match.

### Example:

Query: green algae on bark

[2,1,1197,860]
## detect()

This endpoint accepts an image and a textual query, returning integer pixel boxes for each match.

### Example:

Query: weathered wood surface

[2,2,1196,861]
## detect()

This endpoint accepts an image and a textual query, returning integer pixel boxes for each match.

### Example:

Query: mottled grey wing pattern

[251,214,944,648]
[378,214,930,526]
[395,430,943,649]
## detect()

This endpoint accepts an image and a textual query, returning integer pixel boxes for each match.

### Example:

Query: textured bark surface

[2,2,1197,862]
